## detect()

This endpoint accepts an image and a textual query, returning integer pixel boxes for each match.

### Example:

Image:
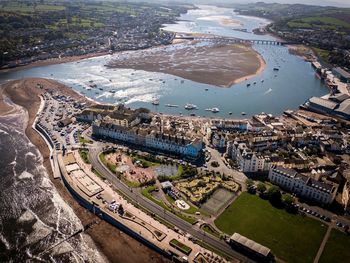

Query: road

[88,147,255,263]
[206,146,247,190]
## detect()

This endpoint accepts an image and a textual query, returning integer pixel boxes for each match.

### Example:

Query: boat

[241,112,246,115]
[253,82,256,85]
[211,107,220,113]
[247,83,251,87]
[229,112,233,115]
[165,104,179,108]
[152,99,159,106]
[273,68,279,71]
[261,79,264,83]
[205,88,209,91]
[184,103,197,110]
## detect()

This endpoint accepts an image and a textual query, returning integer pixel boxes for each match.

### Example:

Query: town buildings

[78,105,203,158]
[268,166,338,205]
[227,141,271,173]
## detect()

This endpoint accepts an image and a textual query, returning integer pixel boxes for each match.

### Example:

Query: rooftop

[230,233,271,257]
[333,67,350,79]
[309,97,337,110]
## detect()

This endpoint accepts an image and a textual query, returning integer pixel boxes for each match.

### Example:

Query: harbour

[0,5,328,119]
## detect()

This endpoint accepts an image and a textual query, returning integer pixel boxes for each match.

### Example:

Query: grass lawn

[78,132,93,144]
[141,186,197,225]
[215,193,327,263]
[169,239,192,255]
[319,229,350,263]
[201,224,221,238]
[79,149,90,164]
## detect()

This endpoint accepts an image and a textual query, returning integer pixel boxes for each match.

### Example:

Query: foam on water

[18,171,34,180]
[0,99,105,262]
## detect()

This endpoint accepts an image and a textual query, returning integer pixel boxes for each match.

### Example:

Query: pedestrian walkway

[313,222,334,263]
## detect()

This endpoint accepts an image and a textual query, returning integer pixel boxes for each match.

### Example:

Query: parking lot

[36,91,91,150]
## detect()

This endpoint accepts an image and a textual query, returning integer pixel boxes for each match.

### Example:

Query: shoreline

[0,52,109,74]
[231,51,266,86]
[0,78,171,263]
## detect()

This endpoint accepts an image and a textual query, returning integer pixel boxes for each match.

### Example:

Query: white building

[92,119,203,158]
[268,166,338,205]
[228,141,271,173]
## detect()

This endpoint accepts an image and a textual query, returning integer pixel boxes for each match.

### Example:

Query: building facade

[227,141,271,173]
[92,120,203,158]
[268,166,338,205]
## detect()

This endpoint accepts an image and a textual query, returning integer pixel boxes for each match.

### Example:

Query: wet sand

[0,78,170,263]
[108,40,265,87]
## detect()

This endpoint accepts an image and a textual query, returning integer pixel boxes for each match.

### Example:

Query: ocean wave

[18,171,34,180]
[0,232,11,250]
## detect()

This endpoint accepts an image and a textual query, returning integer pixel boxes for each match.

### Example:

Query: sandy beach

[0,78,170,263]
[108,40,265,87]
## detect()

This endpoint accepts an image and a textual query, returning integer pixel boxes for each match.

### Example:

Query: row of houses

[268,166,338,205]
[77,104,203,158]
[92,119,203,158]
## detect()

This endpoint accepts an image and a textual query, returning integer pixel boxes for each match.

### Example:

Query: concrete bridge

[174,35,295,46]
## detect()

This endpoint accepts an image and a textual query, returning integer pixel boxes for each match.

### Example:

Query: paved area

[206,146,247,190]
[313,221,334,263]
[88,147,254,262]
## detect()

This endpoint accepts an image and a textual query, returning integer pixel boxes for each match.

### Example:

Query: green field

[1,2,66,13]
[288,16,350,29]
[215,193,327,263]
[319,229,350,263]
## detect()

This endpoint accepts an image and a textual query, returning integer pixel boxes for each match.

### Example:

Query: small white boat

[211,107,220,113]
[184,103,197,110]
[241,112,246,115]
[165,104,179,108]
[152,99,159,105]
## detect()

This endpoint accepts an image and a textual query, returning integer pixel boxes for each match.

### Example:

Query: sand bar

[108,39,265,87]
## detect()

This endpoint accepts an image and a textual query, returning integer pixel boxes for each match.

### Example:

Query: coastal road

[88,147,255,263]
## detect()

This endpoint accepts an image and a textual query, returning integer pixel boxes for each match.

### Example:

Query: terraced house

[268,166,338,205]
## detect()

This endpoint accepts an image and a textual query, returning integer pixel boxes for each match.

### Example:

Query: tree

[267,186,282,206]
[282,194,297,213]
[257,183,266,193]
[282,194,294,207]
[245,178,254,188]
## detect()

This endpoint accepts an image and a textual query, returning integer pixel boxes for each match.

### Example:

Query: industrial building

[305,94,350,120]
[332,67,350,83]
